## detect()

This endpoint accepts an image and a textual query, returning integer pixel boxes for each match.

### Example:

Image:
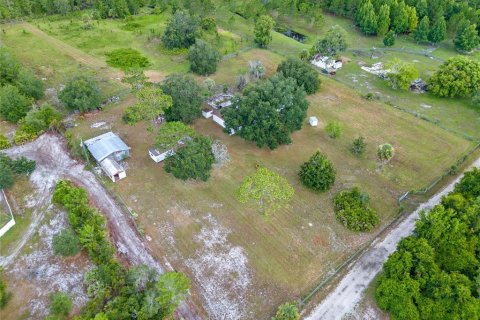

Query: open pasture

[67,47,474,318]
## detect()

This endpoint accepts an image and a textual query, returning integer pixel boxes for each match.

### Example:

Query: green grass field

[67,48,474,317]
[1,7,479,319]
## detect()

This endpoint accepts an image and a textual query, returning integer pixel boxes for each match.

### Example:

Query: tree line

[376,168,480,319]
[52,180,191,320]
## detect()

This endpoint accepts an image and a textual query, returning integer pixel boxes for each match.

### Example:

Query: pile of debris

[360,62,391,79]
[311,54,343,75]
[410,78,427,93]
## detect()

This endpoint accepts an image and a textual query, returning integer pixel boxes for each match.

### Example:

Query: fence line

[0,189,15,238]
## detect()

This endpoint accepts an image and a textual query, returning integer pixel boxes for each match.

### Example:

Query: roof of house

[100,157,124,176]
[84,132,130,162]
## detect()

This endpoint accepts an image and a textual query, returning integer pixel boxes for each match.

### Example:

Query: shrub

[299,151,336,192]
[0,135,10,150]
[383,30,395,47]
[325,121,343,139]
[351,136,366,155]
[49,292,72,319]
[59,75,101,112]
[106,48,151,71]
[377,143,394,162]
[53,229,81,257]
[0,163,13,189]
[164,136,214,181]
[187,39,221,76]
[15,69,44,100]
[277,57,321,94]
[334,187,379,231]
[0,84,32,123]
[201,17,216,31]
[272,302,300,320]
[20,103,62,135]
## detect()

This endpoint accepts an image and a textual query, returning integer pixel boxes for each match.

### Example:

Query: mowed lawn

[68,48,474,318]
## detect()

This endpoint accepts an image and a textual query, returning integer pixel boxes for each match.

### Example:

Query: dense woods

[376,168,480,319]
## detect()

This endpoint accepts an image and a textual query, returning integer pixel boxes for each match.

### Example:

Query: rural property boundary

[300,141,480,307]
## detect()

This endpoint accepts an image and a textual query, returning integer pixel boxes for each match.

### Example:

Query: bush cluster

[0,153,36,189]
[333,187,379,231]
[106,48,151,71]
[52,181,191,319]
[0,48,43,123]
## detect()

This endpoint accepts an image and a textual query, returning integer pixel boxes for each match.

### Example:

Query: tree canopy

[311,26,348,57]
[254,15,275,47]
[164,135,214,181]
[59,75,101,112]
[375,170,480,319]
[223,74,309,149]
[155,121,195,151]
[123,86,173,125]
[161,74,203,124]
[429,56,480,98]
[276,57,321,94]
[298,151,336,192]
[454,23,480,52]
[236,166,294,216]
[162,10,199,49]
[187,39,221,76]
[386,59,419,90]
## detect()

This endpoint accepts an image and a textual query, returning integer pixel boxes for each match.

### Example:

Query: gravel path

[1,134,201,320]
[304,157,480,320]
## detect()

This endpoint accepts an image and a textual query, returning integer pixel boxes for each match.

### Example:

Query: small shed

[149,148,174,163]
[83,132,130,182]
[309,116,318,127]
[202,108,213,119]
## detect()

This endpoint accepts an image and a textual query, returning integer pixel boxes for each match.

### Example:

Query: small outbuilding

[149,148,174,163]
[309,116,318,127]
[83,132,130,182]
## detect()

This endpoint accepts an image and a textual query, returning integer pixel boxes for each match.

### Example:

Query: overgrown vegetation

[0,153,36,189]
[376,168,480,319]
[123,86,172,125]
[52,229,81,257]
[59,75,101,112]
[0,269,11,310]
[106,48,151,71]
[164,135,215,181]
[52,180,191,319]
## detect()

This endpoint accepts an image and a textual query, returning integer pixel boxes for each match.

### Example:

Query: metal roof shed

[83,132,130,162]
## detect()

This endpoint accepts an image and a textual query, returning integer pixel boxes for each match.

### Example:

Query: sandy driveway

[304,157,480,320]
[1,133,201,320]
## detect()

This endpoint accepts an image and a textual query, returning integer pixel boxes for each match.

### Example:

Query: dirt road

[1,134,201,320]
[304,157,480,320]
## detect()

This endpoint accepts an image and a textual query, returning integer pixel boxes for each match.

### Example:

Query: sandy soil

[1,133,201,319]
[304,157,480,320]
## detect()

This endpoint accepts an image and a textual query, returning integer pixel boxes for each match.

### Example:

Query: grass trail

[21,22,125,83]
